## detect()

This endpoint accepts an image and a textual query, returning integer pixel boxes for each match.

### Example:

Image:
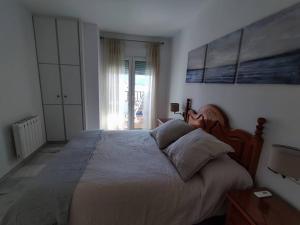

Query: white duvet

[69,130,252,225]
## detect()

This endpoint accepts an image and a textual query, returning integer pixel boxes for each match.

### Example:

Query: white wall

[81,22,100,130]
[168,0,300,208]
[0,1,44,178]
[100,32,172,118]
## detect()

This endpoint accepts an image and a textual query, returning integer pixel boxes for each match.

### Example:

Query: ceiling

[19,0,205,37]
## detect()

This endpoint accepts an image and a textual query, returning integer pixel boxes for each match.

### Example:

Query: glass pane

[134,61,150,129]
[119,60,129,129]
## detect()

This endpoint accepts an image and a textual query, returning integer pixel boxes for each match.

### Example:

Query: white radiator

[12,116,46,159]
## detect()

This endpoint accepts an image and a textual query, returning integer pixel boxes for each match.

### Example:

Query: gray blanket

[1,130,252,225]
[1,131,102,225]
[69,130,252,225]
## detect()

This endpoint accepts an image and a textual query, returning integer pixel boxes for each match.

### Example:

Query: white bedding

[69,130,252,225]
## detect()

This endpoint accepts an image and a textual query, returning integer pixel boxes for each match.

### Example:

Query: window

[118,57,149,129]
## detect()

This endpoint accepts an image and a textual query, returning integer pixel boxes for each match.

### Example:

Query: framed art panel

[186,45,207,83]
[204,30,242,83]
[237,4,300,84]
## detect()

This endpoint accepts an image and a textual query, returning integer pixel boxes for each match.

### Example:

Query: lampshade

[170,103,179,113]
[268,144,300,179]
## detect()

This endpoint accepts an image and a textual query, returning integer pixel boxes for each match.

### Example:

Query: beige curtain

[144,43,160,129]
[99,39,123,130]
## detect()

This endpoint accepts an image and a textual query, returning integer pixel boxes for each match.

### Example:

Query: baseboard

[0,143,47,184]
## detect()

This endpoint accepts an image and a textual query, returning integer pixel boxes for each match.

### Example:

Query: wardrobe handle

[64,95,68,98]
[56,94,60,98]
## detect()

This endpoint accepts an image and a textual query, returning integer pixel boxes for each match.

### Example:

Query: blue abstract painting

[186,69,204,83]
[185,3,300,85]
[204,30,242,83]
[205,65,237,83]
[237,4,300,84]
[238,50,300,84]
[186,45,207,83]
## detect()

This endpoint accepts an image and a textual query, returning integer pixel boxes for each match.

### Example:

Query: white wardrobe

[33,16,84,141]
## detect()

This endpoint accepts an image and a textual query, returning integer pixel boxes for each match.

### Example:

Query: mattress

[69,130,252,225]
[1,130,252,225]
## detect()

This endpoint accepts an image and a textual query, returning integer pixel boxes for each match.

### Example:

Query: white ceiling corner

[18,0,206,37]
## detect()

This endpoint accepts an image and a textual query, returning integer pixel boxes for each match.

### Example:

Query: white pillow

[164,128,234,181]
[150,119,194,149]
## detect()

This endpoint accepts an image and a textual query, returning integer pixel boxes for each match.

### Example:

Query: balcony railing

[123,91,145,129]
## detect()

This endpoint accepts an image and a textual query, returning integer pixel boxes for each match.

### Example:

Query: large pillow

[198,155,253,215]
[164,128,234,181]
[150,119,194,149]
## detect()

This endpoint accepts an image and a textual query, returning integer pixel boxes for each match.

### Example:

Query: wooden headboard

[184,99,266,179]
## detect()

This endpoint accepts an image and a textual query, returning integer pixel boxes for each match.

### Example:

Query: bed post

[250,117,267,179]
[183,98,192,122]
[255,117,267,139]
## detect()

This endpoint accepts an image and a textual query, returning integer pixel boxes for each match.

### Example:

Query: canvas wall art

[237,4,300,84]
[186,45,207,83]
[185,3,300,84]
[204,30,242,83]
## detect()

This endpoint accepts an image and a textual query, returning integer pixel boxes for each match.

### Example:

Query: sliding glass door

[118,57,149,129]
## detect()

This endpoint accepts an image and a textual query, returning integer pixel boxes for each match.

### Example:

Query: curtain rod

[100,36,164,45]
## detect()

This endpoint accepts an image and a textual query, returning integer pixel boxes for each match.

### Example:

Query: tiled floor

[0,144,64,221]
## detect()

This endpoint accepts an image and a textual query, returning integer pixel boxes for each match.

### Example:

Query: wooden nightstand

[157,118,172,126]
[226,188,300,225]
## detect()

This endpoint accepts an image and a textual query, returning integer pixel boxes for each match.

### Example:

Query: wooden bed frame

[184,99,266,179]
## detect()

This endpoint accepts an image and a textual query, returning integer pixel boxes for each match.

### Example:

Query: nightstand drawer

[226,188,300,225]
[226,205,252,225]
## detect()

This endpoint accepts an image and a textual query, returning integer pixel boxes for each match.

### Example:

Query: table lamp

[268,144,300,182]
[170,103,181,115]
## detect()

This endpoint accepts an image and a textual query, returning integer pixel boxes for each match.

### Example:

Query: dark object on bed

[196,216,225,225]
[184,99,266,179]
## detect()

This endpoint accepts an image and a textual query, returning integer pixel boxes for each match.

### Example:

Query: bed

[1,102,266,225]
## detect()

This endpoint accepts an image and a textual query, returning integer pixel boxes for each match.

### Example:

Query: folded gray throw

[1,131,102,225]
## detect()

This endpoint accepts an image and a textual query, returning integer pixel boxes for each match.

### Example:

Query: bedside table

[226,188,300,225]
[157,118,172,126]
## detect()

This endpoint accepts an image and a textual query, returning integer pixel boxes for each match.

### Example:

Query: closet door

[33,16,58,64]
[61,65,82,104]
[39,64,62,104]
[57,19,80,65]
[44,105,65,141]
[64,105,83,140]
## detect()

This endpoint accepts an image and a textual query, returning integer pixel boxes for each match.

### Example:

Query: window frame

[122,56,147,129]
